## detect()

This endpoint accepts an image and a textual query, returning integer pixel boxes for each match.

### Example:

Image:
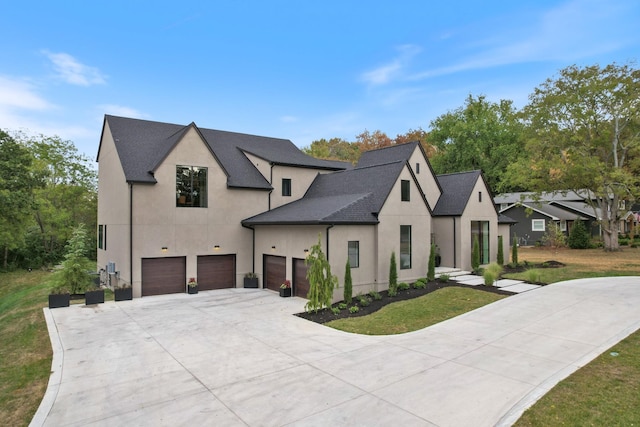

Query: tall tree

[428,94,526,192]
[395,127,438,158]
[305,235,338,313]
[302,137,360,164]
[356,129,393,152]
[507,63,640,251]
[0,131,38,269]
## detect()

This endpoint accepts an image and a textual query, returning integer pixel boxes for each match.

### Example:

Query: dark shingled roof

[356,141,420,168]
[101,115,349,188]
[243,161,406,225]
[433,170,483,216]
[498,213,518,224]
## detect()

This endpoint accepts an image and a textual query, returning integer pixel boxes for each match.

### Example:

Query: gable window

[282,178,292,197]
[348,241,359,268]
[400,225,411,269]
[416,163,420,174]
[401,180,410,202]
[478,191,482,202]
[532,219,545,232]
[176,166,207,207]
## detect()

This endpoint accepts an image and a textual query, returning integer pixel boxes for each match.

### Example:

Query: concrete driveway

[33,277,640,427]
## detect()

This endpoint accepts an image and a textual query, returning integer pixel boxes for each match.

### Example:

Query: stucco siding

[408,147,441,209]
[458,178,499,270]
[270,165,323,209]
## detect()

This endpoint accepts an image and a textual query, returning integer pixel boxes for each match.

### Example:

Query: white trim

[532,219,546,232]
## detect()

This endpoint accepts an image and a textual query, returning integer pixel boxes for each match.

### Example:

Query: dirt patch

[295,280,514,324]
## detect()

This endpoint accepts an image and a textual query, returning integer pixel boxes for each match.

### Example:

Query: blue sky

[1,0,638,160]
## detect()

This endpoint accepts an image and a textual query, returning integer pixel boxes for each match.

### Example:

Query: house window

[176,166,207,207]
[560,220,567,231]
[348,241,359,268]
[98,225,106,250]
[471,221,490,264]
[532,219,546,232]
[478,191,482,202]
[282,178,292,197]
[499,203,509,211]
[416,163,420,174]
[400,225,411,269]
[401,180,410,202]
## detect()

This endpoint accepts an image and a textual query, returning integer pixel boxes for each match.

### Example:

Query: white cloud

[0,75,53,111]
[43,51,107,86]
[98,104,149,119]
[360,44,422,86]
[279,115,298,123]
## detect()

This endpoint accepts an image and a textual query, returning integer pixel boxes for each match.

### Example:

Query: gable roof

[243,161,408,225]
[549,200,601,220]
[501,202,587,221]
[100,115,349,188]
[432,170,484,216]
[494,190,592,205]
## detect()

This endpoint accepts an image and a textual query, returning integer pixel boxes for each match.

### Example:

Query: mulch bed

[296,260,566,325]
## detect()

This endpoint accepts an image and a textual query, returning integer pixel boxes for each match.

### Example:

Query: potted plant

[114,284,133,301]
[48,285,70,309]
[243,272,259,288]
[85,283,105,305]
[187,277,198,294]
[279,279,292,297]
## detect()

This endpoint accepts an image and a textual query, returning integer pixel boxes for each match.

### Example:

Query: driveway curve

[33,277,640,426]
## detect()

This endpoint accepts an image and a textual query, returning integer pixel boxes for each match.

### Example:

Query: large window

[282,178,291,197]
[400,225,411,269]
[401,180,410,202]
[98,225,106,250]
[348,241,359,268]
[471,221,489,265]
[176,166,207,207]
[532,219,545,232]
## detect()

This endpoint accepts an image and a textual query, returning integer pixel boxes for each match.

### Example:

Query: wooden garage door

[141,257,186,296]
[293,258,310,298]
[264,255,286,291]
[197,254,236,291]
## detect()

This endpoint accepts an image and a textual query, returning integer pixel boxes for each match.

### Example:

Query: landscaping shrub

[369,291,382,300]
[483,263,502,286]
[567,219,590,249]
[344,258,353,304]
[413,280,426,289]
[398,282,410,291]
[427,243,436,281]
[526,269,541,283]
[331,307,340,315]
[305,235,339,313]
[483,271,495,286]
[542,222,567,248]
[338,302,348,310]
[438,274,450,282]
[497,235,504,265]
[357,295,371,307]
[349,306,359,313]
[388,251,398,297]
[472,235,480,272]
[49,224,94,294]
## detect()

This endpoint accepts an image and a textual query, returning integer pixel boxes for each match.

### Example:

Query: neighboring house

[97,115,504,299]
[495,191,604,245]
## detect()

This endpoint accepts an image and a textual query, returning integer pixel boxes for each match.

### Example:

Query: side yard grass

[325,287,506,335]
[0,270,52,427]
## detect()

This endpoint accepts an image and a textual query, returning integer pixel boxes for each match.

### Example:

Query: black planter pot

[114,287,133,301]
[85,289,105,305]
[48,293,70,309]
[244,277,259,288]
[188,285,198,294]
[279,288,291,297]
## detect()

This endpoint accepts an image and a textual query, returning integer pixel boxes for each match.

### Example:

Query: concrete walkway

[33,277,640,426]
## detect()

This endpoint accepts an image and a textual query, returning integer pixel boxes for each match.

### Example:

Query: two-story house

[97,115,507,299]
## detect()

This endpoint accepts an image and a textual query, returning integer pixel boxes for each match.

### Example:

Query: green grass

[515,331,640,426]
[0,270,52,427]
[504,266,639,284]
[325,287,506,335]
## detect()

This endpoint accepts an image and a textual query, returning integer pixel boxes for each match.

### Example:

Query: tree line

[0,131,96,270]
[302,63,640,251]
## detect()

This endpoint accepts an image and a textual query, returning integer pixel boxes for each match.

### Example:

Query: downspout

[268,164,274,210]
[129,183,133,286]
[241,223,256,273]
[326,224,334,261]
[453,217,457,268]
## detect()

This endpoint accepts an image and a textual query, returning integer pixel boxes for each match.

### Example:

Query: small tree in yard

[542,222,567,248]
[50,224,94,294]
[497,236,504,265]
[512,233,519,265]
[427,243,436,281]
[471,235,480,272]
[344,258,353,304]
[388,251,398,296]
[568,219,591,249]
[305,235,338,313]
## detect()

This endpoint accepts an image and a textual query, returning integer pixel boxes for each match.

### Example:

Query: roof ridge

[320,193,373,220]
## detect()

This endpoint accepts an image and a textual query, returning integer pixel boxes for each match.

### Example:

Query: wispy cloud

[0,75,53,111]
[411,0,636,80]
[43,51,107,86]
[360,44,422,86]
[98,104,149,119]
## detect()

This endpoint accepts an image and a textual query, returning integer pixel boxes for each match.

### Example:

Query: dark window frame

[400,225,412,270]
[176,165,208,208]
[401,180,410,202]
[348,241,359,268]
[282,178,292,197]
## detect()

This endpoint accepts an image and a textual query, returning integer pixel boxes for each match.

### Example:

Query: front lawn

[325,287,506,335]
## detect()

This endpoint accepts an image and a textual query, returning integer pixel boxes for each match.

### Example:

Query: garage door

[197,254,236,291]
[293,258,310,298]
[141,257,186,296]
[264,255,286,291]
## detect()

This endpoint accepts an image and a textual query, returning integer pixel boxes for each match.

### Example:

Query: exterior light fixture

[214,245,220,250]
[304,249,309,254]
[271,245,276,250]
[161,247,168,253]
